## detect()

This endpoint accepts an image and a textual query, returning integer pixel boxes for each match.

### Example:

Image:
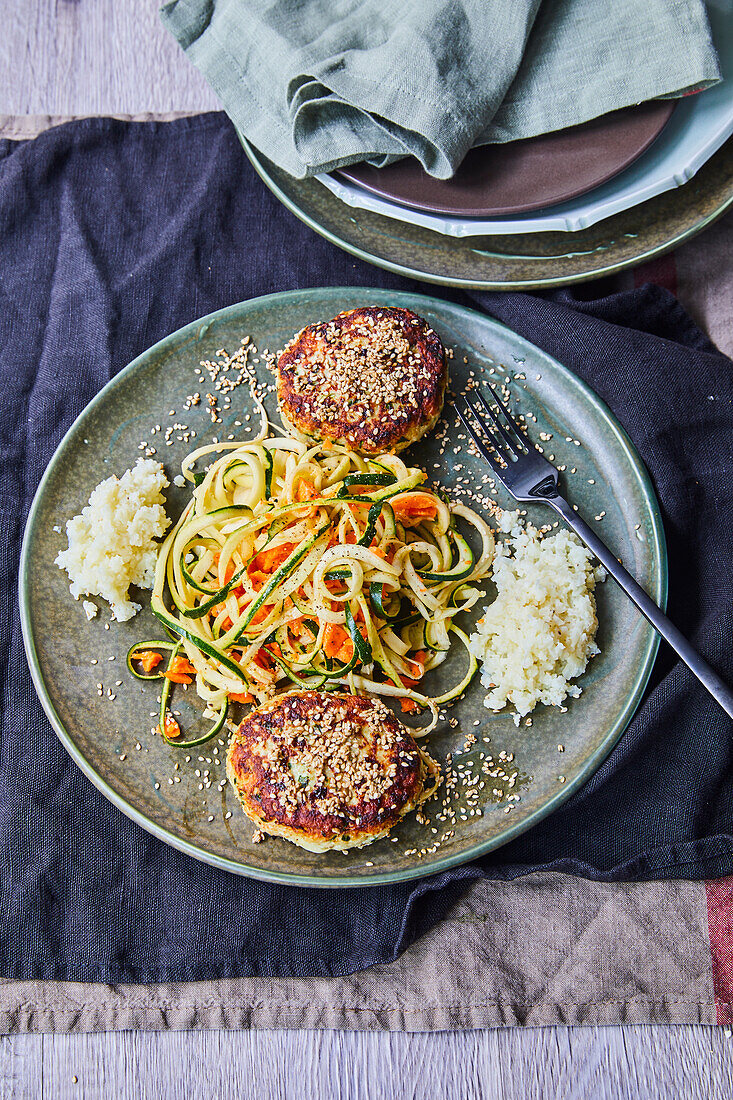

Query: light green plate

[241,136,733,290]
[20,289,666,887]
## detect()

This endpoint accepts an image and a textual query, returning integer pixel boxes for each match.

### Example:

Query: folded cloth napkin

[3,115,733,984]
[160,0,720,179]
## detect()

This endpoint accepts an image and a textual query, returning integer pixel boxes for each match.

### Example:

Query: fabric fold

[160,0,720,179]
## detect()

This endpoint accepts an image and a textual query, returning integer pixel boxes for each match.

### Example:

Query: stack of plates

[240,7,733,289]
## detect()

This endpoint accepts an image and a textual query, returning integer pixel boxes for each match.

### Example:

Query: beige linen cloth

[0,876,720,1031]
[2,115,732,1034]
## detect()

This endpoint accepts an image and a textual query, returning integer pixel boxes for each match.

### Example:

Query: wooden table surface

[3,3,733,1097]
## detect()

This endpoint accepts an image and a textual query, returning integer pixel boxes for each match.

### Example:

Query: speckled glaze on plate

[240,137,733,289]
[20,289,666,887]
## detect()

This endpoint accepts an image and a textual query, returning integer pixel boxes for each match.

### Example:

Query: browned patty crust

[226,691,440,849]
[276,306,447,454]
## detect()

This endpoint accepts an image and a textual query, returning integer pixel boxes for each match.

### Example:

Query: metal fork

[456,386,733,719]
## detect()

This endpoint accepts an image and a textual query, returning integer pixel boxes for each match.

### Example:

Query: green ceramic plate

[240,136,733,290]
[20,289,666,887]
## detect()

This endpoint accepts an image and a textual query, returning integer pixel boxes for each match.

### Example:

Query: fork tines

[456,386,525,472]
[455,384,559,502]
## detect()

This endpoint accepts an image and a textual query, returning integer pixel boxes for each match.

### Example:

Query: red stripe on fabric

[633,253,678,294]
[706,878,733,1025]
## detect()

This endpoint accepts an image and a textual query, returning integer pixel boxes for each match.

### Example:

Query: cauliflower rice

[55,458,169,622]
[469,521,604,719]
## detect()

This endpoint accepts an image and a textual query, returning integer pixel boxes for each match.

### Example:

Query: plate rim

[20,287,667,888]
[242,136,733,290]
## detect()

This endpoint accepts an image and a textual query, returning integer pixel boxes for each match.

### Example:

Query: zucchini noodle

[138,429,495,740]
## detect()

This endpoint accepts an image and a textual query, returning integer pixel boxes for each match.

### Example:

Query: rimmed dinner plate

[20,289,665,887]
[244,137,733,289]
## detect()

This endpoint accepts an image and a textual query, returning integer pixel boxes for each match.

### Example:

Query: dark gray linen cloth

[1,114,732,985]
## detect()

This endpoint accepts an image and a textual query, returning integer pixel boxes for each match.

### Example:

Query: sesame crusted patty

[226,691,441,852]
[276,306,447,455]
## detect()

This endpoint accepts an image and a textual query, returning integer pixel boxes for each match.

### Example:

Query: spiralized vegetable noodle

[147,425,495,742]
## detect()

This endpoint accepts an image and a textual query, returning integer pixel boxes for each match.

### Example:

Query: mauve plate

[335,102,675,218]
[20,289,665,887]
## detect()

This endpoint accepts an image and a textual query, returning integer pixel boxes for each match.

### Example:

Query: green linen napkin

[160,0,721,180]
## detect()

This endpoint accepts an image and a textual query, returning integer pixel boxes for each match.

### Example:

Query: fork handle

[548,495,733,719]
